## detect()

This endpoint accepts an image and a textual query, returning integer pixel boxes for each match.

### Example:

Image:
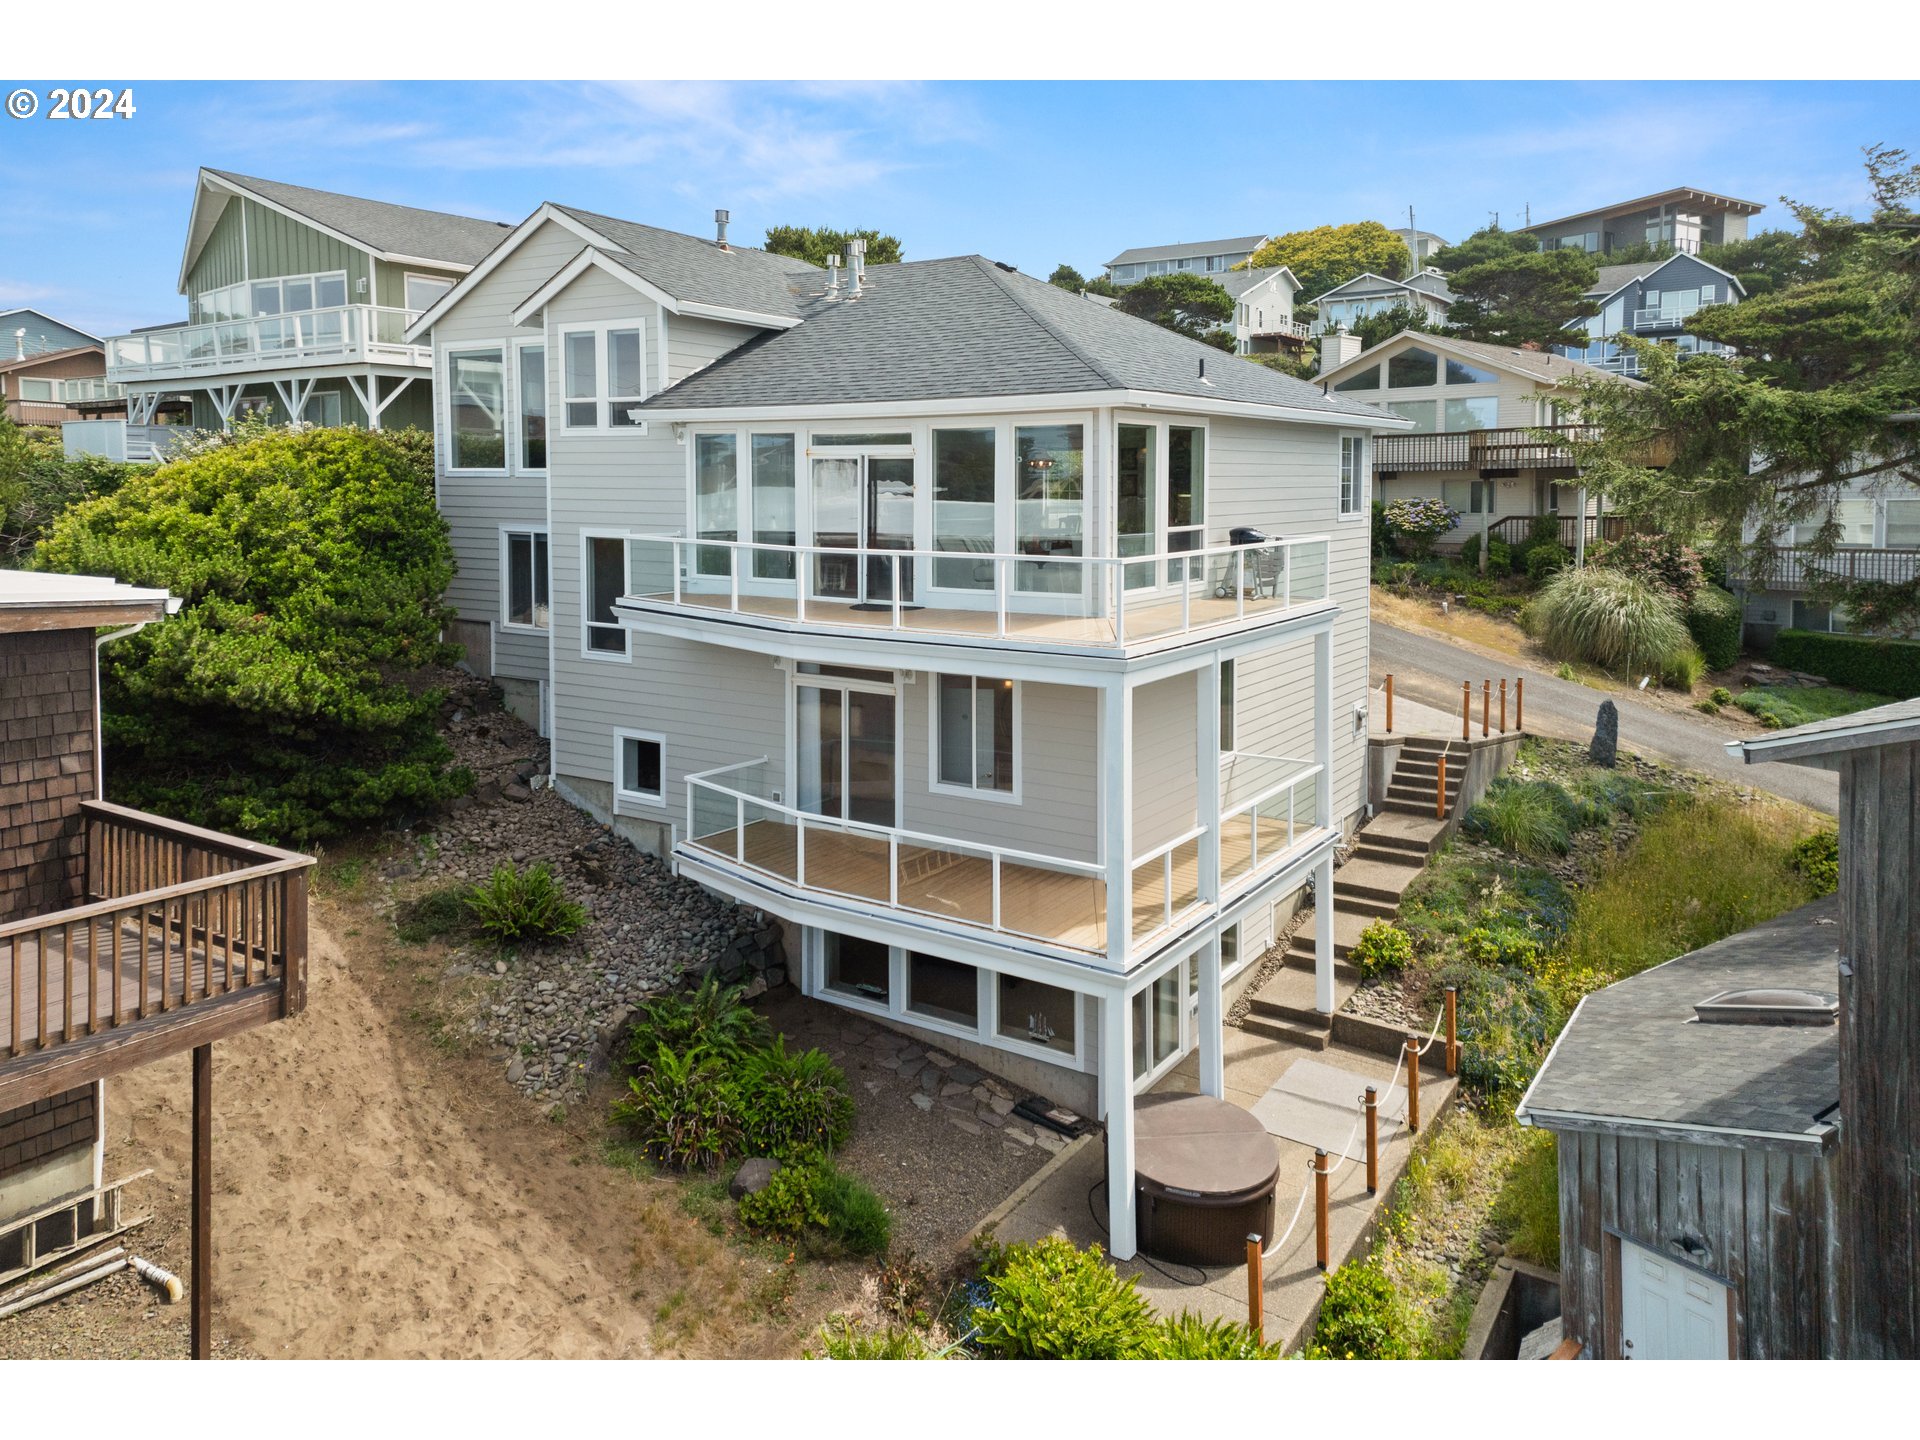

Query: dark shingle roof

[1519,897,1841,1144]
[639,256,1395,420]
[554,206,820,322]
[208,170,514,266]
[1210,267,1294,301]
[1586,261,1666,299]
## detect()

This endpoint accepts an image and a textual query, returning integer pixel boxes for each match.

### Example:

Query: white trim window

[559,322,647,429]
[404,273,454,315]
[615,730,665,808]
[932,674,1018,800]
[502,528,550,631]
[1339,434,1365,516]
[514,339,547,472]
[446,346,507,472]
[583,533,629,657]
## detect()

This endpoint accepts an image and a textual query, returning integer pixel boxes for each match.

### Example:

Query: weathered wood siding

[1556,1128,1838,1359]
[1837,737,1920,1357]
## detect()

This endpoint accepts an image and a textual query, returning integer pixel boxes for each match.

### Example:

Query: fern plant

[463,862,587,945]
[610,1043,744,1171]
[621,973,770,1069]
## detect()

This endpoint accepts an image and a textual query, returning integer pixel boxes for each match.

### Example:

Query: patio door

[810,452,916,607]
[795,672,897,829]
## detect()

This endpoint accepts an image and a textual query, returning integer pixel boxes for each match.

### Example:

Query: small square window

[825,934,890,1005]
[907,951,978,1029]
[618,733,663,804]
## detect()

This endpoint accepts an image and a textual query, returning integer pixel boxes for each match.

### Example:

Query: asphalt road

[1370,620,1840,815]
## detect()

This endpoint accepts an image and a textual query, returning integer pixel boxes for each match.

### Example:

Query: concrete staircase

[1378,736,1466,819]
[1241,792,1452,1053]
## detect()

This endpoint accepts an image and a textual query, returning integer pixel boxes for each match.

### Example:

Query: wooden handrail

[81,799,308,867]
[0,859,309,942]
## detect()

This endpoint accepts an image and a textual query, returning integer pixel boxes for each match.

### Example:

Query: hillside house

[1103,234,1269,286]
[1557,252,1747,376]
[411,206,1408,1257]
[1306,270,1453,337]
[1523,187,1764,257]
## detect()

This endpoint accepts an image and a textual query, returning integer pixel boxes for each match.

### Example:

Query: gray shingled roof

[1519,897,1840,1144]
[639,255,1397,419]
[1106,235,1269,268]
[1318,331,1640,390]
[208,170,514,266]
[1586,261,1666,299]
[554,206,820,321]
[1210,267,1293,302]
[1736,696,1920,755]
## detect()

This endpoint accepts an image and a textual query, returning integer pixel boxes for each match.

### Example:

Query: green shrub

[812,1319,930,1359]
[739,1038,855,1159]
[1658,643,1708,691]
[737,1155,829,1236]
[1695,699,1721,715]
[1352,920,1413,981]
[814,1164,893,1257]
[611,1043,745,1171]
[1734,684,1897,731]
[1489,1127,1561,1269]
[1381,497,1461,558]
[971,1237,1159,1359]
[1686,585,1743,671]
[1530,567,1693,681]
[1146,1313,1282,1359]
[1463,926,1545,972]
[1769,630,1920,699]
[1304,1261,1415,1359]
[1790,829,1840,894]
[1710,686,1733,705]
[1439,962,1563,1097]
[623,973,771,1068]
[393,886,473,943]
[1459,533,1512,573]
[464,862,588,945]
[1525,542,1571,585]
[32,423,466,844]
[1466,780,1576,857]
[1554,661,1576,681]
[0,416,142,564]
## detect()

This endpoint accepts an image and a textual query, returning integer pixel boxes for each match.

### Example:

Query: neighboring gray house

[1104,234,1269,286]
[1212,266,1307,354]
[1557,252,1747,375]
[1,308,101,361]
[411,208,1408,1261]
[1306,270,1454,337]
[1389,227,1447,266]
[1731,476,1920,646]
[1523,187,1764,257]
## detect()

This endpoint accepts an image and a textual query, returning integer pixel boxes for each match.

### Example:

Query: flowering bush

[1381,497,1461,557]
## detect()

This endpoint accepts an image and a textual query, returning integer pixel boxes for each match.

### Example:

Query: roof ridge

[552,203,821,271]
[969,256,1130,390]
[207,168,502,229]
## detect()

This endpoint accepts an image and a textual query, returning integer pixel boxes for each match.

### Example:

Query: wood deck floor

[3,913,268,1055]
[643,585,1316,647]
[690,813,1317,953]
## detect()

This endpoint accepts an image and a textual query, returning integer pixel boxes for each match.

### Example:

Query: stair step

[1331,894,1398,920]
[1333,857,1425,903]
[1240,1013,1331,1052]
[1353,843,1425,868]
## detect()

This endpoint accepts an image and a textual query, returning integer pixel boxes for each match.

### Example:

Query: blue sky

[2,79,1914,336]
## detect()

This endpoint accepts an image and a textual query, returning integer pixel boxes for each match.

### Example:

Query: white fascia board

[404,204,611,343]
[636,388,1410,431]
[1515,1104,1832,1150]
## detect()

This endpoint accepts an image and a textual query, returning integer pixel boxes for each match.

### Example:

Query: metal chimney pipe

[847,238,865,297]
[12,328,24,361]
[826,254,841,297]
[714,208,731,249]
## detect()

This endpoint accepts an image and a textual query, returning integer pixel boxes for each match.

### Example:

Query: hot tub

[1127,1093,1279,1267]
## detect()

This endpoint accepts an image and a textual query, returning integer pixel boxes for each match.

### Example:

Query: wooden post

[1499,679,1508,734]
[1436,754,1448,820]
[191,1042,211,1361]
[1384,673,1394,735]
[1406,1036,1422,1134]
[1364,1086,1379,1196]
[1246,1235,1265,1344]
[1314,1150,1331,1271]
[1461,681,1470,741]
[1516,677,1525,732]
[1445,986,1459,1076]
[1481,679,1490,737]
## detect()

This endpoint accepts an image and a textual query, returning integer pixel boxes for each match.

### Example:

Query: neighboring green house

[103,169,513,432]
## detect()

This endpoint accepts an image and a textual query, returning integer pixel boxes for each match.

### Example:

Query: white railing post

[992,853,1003,931]
[673,540,684,606]
[1236,550,1246,620]
[994,557,1008,639]
[888,834,899,909]
[797,546,808,624]
[1284,542,1294,609]
[891,554,902,630]
[796,816,807,888]
[729,544,740,613]
[735,795,745,863]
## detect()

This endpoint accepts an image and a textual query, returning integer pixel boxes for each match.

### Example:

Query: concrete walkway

[986,1023,1456,1350]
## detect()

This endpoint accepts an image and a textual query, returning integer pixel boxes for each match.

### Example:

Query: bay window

[447,347,505,470]
[935,674,1016,797]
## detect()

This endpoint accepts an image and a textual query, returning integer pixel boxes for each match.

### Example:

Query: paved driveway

[1371,620,1839,815]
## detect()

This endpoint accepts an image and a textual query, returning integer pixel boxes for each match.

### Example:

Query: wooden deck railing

[1487,513,1634,549]
[1374,425,1597,475]
[1,801,312,1066]
[1729,545,1920,591]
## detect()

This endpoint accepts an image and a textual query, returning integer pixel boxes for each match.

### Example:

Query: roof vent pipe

[13,328,24,361]
[825,254,841,298]
[847,237,866,298]
[714,208,731,250]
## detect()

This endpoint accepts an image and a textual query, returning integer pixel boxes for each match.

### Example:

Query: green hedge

[1771,630,1920,699]
[1686,585,1743,672]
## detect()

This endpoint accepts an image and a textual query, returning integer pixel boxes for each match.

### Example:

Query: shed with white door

[1516,898,1844,1359]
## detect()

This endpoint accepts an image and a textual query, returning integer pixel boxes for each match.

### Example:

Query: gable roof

[0,343,104,376]
[0,308,102,350]
[1522,187,1766,235]
[1305,271,1454,306]
[1729,696,1920,767]
[1316,329,1643,389]
[635,255,1402,424]
[1106,235,1270,268]
[1211,266,1300,302]
[1517,897,1840,1148]
[180,169,514,291]
[1585,251,1748,308]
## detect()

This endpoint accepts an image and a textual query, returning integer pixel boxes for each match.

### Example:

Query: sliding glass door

[809,448,916,607]
[796,674,897,829]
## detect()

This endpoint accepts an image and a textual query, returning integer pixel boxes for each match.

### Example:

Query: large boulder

[729,1157,781,1201]
[1589,700,1619,768]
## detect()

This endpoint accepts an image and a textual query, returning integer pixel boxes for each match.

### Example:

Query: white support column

[1103,678,1133,961]
[346,374,374,426]
[1574,486,1589,569]
[1313,623,1336,1016]
[1198,658,1222,904]
[371,374,416,430]
[1101,988,1138,1260]
[364,371,384,430]
[1198,935,1225,1098]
